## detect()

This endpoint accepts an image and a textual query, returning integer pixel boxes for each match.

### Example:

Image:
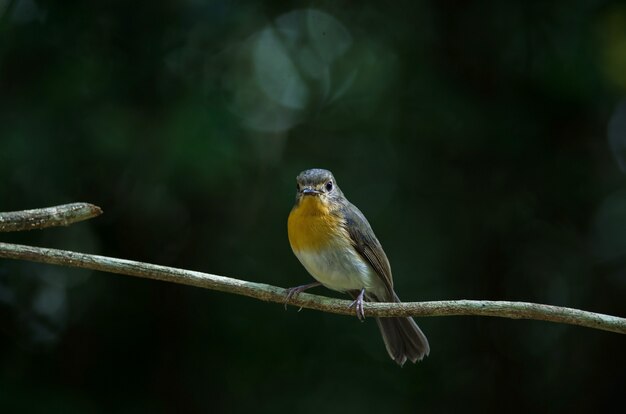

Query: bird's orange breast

[288,196,343,252]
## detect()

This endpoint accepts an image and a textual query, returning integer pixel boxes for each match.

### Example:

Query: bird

[286,168,429,366]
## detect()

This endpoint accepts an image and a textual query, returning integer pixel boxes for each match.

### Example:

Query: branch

[0,204,624,334]
[0,242,624,333]
[0,203,102,232]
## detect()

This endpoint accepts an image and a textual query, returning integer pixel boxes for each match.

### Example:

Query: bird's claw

[284,282,321,310]
[349,288,366,321]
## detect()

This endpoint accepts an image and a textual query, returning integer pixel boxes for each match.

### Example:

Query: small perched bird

[286,168,429,366]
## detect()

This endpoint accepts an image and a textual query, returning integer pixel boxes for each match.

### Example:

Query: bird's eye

[296,183,300,191]
[325,181,333,192]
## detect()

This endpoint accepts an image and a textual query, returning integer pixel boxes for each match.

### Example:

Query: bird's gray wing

[341,202,394,298]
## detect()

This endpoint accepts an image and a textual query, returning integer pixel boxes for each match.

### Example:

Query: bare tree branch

[0,204,625,334]
[1,242,624,333]
[0,203,102,232]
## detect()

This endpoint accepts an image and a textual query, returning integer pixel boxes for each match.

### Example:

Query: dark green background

[1,1,625,412]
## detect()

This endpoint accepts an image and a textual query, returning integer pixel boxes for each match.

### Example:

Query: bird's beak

[301,187,321,195]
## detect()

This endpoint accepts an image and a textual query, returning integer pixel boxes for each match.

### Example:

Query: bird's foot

[349,288,366,321]
[284,282,322,310]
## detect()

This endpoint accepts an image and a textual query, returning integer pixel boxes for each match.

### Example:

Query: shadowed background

[1,0,626,412]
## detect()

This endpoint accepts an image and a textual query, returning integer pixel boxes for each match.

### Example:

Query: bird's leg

[284,282,322,310]
[349,288,366,321]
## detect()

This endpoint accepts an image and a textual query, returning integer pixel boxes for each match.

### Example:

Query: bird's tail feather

[376,316,429,366]
[375,291,429,366]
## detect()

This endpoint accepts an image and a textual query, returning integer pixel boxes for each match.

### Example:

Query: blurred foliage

[1,0,625,413]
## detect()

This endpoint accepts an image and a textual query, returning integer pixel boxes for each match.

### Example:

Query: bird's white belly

[293,247,387,297]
